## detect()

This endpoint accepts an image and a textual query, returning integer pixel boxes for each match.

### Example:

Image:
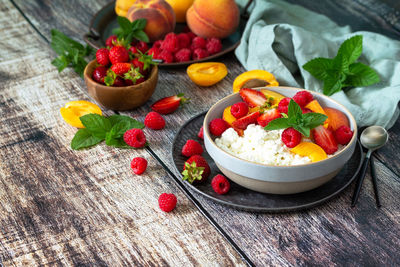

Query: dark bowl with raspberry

[203,86,358,195]
[84,59,158,111]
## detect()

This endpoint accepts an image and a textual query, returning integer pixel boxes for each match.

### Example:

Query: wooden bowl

[84,60,158,111]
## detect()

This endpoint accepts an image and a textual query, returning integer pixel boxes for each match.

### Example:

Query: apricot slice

[233,70,279,93]
[291,142,327,162]
[324,107,350,131]
[223,106,237,126]
[260,89,285,107]
[305,100,328,128]
[187,62,228,86]
[60,100,102,128]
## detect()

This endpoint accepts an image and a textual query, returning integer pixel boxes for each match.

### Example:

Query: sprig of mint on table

[71,114,144,150]
[113,17,149,44]
[302,35,380,96]
[264,100,327,137]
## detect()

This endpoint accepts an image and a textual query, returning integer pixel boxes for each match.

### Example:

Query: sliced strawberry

[150,93,189,114]
[239,88,267,108]
[233,126,244,136]
[312,125,338,155]
[232,111,260,130]
[257,108,281,127]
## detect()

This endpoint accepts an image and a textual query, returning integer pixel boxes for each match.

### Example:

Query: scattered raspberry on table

[131,157,148,175]
[158,193,177,212]
[123,128,147,148]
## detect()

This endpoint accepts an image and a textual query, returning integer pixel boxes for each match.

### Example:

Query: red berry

[293,91,314,107]
[151,94,188,114]
[144,111,165,130]
[105,35,117,48]
[302,107,312,114]
[277,97,291,114]
[312,125,338,154]
[334,125,353,145]
[191,36,206,50]
[181,139,203,157]
[209,118,229,136]
[174,48,191,62]
[96,48,110,66]
[153,40,163,49]
[111,62,132,75]
[206,37,222,55]
[131,58,146,75]
[158,193,177,212]
[135,77,145,85]
[136,41,149,53]
[131,157,148,175]
[123,128,146,148]
[109,46,129,64]
[192,48,209,60]
[159,50,174,63]
[129,46,138,54]
[147,47,161,59]
[232,111,260,130]
[182,26,191,32]
[177,33,191,48]
[281,127,302,148]
[183,155,210,183]
[125,79,134,86]
[211,174,230,195]
[187,32,196,40]
[230,102,249,119]
[161,33,178,52]
[198,126,204,139]
[113,76,126,87]
[92,66,107,84]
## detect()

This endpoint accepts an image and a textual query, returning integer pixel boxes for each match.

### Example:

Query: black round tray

[84,1,244,67]
[171,112,363,212]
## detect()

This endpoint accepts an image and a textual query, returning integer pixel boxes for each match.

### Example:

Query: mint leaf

[105,132,131,148]
[117,16,132,32]
[332,54,349,74]
[132,18,147,30]
[114,17,149,44]
[293,125,310,137]
[302,58,333,80]
[323,77,342,96]
[337,35,363,64]
[288,100,302,119]
[71,128,103,150]
[346,62,380,87]
[108,115,145,129]
[51,55,69,72]
[133,30,149,43]
[302,113,328,128]
[264,118,290,131]
[108,121,132,139]
[80,114,111,139]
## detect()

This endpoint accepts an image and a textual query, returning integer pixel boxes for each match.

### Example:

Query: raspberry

[198,126,204,139]
[206,37,222,55]
[159,50,174,63]
[113,76,126,87]
[230,102,249,119]
[136,41,149,53]
[109,46,129,64]
[153,40,163,49]
[105,35,118,48]
[277,97,291,114]
[131,157,148,175]
[191,36,206,50]
[281,127,302,148]
[181,139,203,157]
[177,33,191,48]
[192,48,209,60]
[158,193,177,212]
[92,66,107,84]
[209,118,229,136]
[211,174,230,195]
[174,48,191,62]
[187,32,196,40]
[302,107,312,113]
[96,48,110,66]
[123,128,146,148]
[144,111,165,130]
[293,91,314,107]
[147,47,161,59]
[183,155,210,183]
[334,125,353,145]
[161,33,178,52]
[129,46,138,54]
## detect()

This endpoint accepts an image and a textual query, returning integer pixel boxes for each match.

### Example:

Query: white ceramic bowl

[204,87,358,194]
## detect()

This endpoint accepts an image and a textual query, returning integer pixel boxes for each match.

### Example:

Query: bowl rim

[203,86,358,169]
[83,59,158,90]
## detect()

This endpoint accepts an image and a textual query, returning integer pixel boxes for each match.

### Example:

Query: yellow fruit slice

[223,106,237,126]
[233,70,279,93]
[249,106,260,113]
[305,100,328,128]
[60,100,102,128]
[260,89,285,107]
[187,62,228,86]
[291,142,327,162]
[115,0,136,17]
[165,0,194,22]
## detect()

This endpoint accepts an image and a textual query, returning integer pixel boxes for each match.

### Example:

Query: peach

[127,0,176,42]
[324,107,350,131]
[186,0,239,39]
[165,0,194,23]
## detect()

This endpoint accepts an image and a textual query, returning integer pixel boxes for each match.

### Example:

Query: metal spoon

[351,126,389,207]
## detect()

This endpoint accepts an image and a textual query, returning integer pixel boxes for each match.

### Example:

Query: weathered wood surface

[0,1,246,266]
[7,0,400,265]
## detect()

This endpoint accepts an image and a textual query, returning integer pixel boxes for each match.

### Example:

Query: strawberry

[232,111,260,130]
[92,66,108,84]
[239,88,267,108]
[312,125,338,154]
[257,108,281,127]
[109,46,129,64]
[96,48,110,66]
[111,63,132,75]
[182,155,210,184]
[150,93,189,114]
[105,35,118,48]
[131,58,146,75]
[136,41,149,53]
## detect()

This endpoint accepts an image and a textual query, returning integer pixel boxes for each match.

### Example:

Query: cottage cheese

[215,124,312,166]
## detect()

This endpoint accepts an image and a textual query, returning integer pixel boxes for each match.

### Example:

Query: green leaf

[112,28,124,37]
[332,53,349,74]
[79,114,112,139]
[105,132,131,148]
[51,29,84,55]
[287,99,302,119]
[108,114,145,129]
[293,125,310,137]
[51,55,69,72]
[133,30,149,43]
[323,77,342,96]
[302,58,333,80]
[132,18,147,30]
[108,121,135,139]
[337,35,363,64]
[345,62,380,87]
[117,16,133,32]
[71,128,103,150]
[302,113,328,128]
[264,118,291,131]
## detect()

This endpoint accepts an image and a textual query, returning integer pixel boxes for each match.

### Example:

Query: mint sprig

[71,114,145,150]
[302,35,380,96]
[264,100,327,137]
[112,17,149,45]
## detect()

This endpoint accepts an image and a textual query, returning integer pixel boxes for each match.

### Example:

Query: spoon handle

[370,156,381,207]
[351,155,371,207]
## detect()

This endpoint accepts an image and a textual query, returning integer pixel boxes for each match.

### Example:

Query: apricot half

[60,100,102,128]
[291,142,327,162]
[222,106,237,126]
[233,70,279,93]
[187,62,228,86]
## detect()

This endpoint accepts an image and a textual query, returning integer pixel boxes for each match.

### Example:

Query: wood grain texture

[10,0,400,265]
[0,1,246,266]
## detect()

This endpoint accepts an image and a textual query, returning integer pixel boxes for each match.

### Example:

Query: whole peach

[127,0,176,42]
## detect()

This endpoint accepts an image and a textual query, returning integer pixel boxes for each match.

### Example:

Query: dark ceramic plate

[171,112,363,212]
[84,1,244,67]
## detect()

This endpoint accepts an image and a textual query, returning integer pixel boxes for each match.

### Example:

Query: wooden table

[1,0,399,266]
